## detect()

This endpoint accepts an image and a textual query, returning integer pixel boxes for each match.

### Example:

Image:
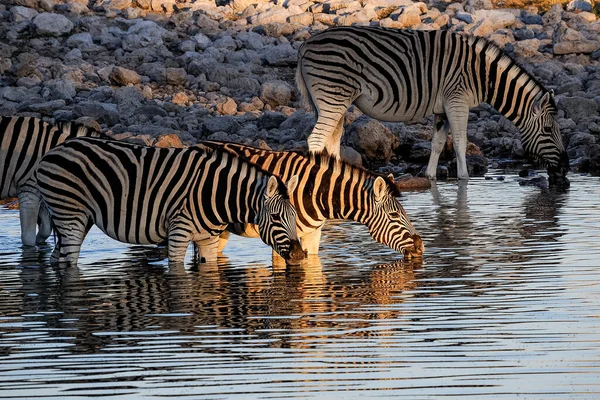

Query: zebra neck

[482,45,544,129]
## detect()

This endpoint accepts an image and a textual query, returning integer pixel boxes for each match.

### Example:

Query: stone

[193,33,212,50]
[340,146,362,166]
[513,39,540,58]
[566,0,592,12]
[44,79,76,101]
[258,111,287,129]
[65,32,95,51]
[250,8,290,25]
[554,40,600,55]
[73,102,120,125]
[39,0,56,12]
[17,76,42,88]
[202,116,240,135]
[110,66,141,85]
[10,6,39,22]
[32,12,74,36]
[262,43,297,66]
[166,68,187,86]
[455,12,473,24]
[395,177,431,190]
[153,133,185,148]
[218,97,238,115]
[559,97,598,120]
[122,20,166,51]
[346,116,399,163]
[521,13,542,25]
[471,10,516,36]
[465,0,493,12]
[138,62,166,84]
[542,4,563,26]
[288,12,313,26]
[26,100,66,114]
[260,80,293,108]
[172,92,188,105]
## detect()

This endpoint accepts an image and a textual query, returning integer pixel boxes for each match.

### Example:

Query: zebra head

[524,91,569,185]
[366,175,424,260]
[256,175,306,265]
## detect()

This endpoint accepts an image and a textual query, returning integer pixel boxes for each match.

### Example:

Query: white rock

[10,6,38,22]
[513,38,540,58]
[471,10,516,36]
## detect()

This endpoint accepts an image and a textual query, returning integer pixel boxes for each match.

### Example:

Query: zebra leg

[167,226,192,264]
[51,214,92,265]
[445,103,470,180]
[426,114,450,180]
[195,235,220,264]
[17,190,40,248]
[217,230,230,253]
[36,203,52,245]
[308,99,353,158]
[300,226,323,255]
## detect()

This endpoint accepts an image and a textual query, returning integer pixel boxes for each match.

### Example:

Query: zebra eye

[270,213,281,222]
[388,211,401,220]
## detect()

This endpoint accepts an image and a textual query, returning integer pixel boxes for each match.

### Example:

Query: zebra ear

[387,173,394,181]
[266,175,279,198]
[286,175,299,195]
[373,176,387,201]
[535,92,552,114]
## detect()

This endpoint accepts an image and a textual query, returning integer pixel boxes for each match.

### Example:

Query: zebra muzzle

[403,234,424,259]
[285,240,307,265]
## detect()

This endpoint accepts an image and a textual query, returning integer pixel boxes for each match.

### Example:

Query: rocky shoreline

[1,0,599,178]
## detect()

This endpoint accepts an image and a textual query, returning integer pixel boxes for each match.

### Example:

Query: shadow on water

[0,174,599,398]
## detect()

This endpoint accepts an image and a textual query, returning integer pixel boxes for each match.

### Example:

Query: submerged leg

[51,214,92,265]
[18,190,40,248]
[445,101,470,180]
[195,235,220,264]
[300,226,323,255]
[217,230,230,253]
[36,203,52,245]
[426,114,450,180]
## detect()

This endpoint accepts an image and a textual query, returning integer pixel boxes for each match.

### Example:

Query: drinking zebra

[35,137,305,265]
[0,116,102,247]
[297,26,569,183]
[198,141,424,259]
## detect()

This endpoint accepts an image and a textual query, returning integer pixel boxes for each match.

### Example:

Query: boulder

[154,133,185,148]
[122,20,166,51]
[340,146,362,166]
[542,4,563,26]
[166,68,187,86]
[44,79,76,101]
[566,0,592,11]
[32,12,73,36]
[513,39,540,58]
[471,10,516,36]
[260,80,293,108]
[554,40,600,55]
[346,116,399,163]
[73,102,120,125]
[10,6,38,22]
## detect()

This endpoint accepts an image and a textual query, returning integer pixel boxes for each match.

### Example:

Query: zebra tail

[295,46,316,119]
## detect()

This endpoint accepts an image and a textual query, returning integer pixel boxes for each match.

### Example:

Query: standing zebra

[198,141,424,259]
[297,26,569,183]
[35,137,305,265]
[0,116,102,247]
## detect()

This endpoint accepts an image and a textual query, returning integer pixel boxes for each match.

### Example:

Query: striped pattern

[199,141,424,259]
[0,116,101,246]
[297,26,569,181]
[36,137,304,265]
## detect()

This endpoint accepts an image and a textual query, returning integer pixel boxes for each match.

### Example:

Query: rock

[39,0,56,12]
[471,10,516,36]
[262,43,297,66]
[279,110,315,139]
[521,13,542,25]
[408,141,432,162]
[340,145,362,166]
[250,8,290,25]
[395,177,431,190]
[32,12,73,36]
[110,66,141,85]
[258,111,287,130]
[554,40,600,55]
[465,0,493,12]
[153,133,185,148]
[559,97,598,120]
[73,102,120,125]
[202,116,240,136]
[10,6,39,22]
[166,68,187,86]
[448,155,488,177]
[138,62,166,84]
[100,0,132,10]
[122,20,166,51]
[397,12,422,28]
[0,87,29,102]
[151,0,176,12]
[17,76,42,88]
[542,4,563,26]
[518,175,548,188]
[566,0,592,12]
[218,97,238,115]
[115,86,144,118]
[44,79,76,101]
[65,32,96,51]
[260,80,293,108]
[455,12,473,24]
[513,39,540,58]
[26,100,66,114]
[346,116,399,163]
[192,32,211,50]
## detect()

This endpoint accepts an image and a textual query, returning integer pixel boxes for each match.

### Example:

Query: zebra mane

[308,152,401,198]
[467,34,557,113]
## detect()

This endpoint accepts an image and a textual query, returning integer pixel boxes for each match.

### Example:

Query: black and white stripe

[199,141,424,259]
[0,116,101,247]
[297,26,569,182]
[35,137,305,265]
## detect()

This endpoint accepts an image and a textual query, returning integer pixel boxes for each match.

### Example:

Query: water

[1,171,599,399]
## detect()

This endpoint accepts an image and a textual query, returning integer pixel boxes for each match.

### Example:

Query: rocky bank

[1,0,600,178]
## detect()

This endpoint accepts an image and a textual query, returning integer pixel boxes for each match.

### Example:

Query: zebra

[198,140,424,259]
[0,116,102,247]
[35,137,306,265]
[296,26,569,184]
